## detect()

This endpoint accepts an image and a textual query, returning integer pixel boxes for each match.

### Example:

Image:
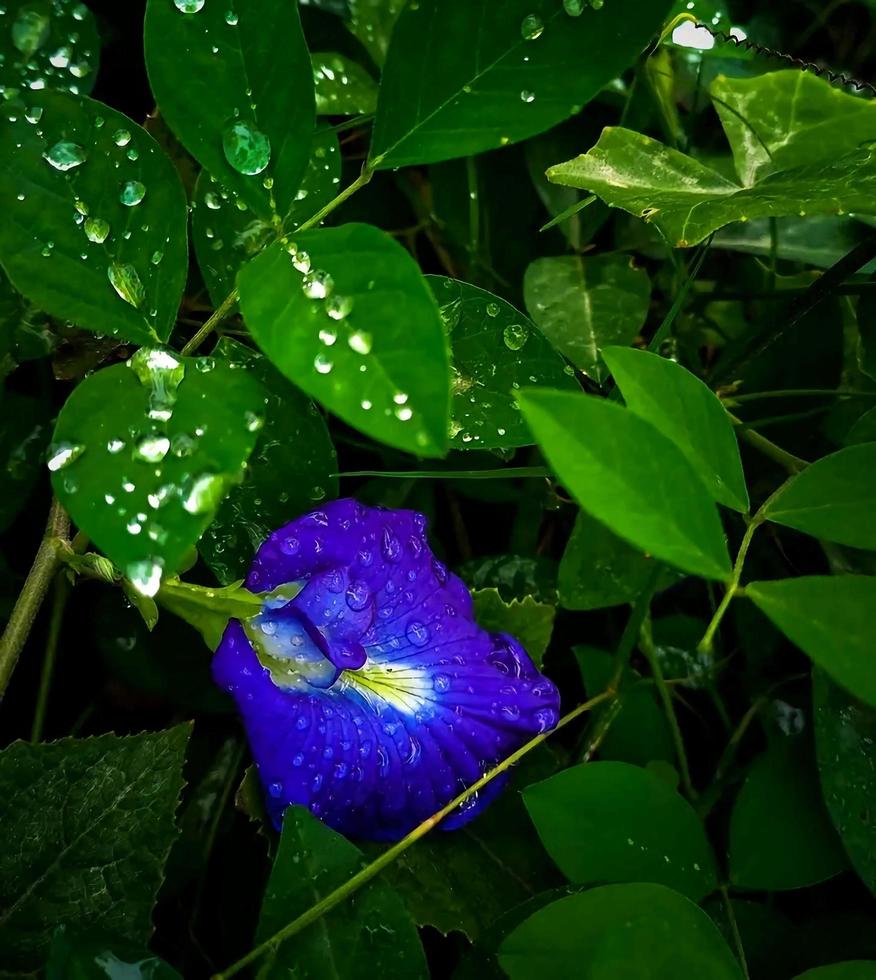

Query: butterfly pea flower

[213,499,560,841]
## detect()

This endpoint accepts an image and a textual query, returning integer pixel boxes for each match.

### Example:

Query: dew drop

[134,434,171,464]
[564,0,585,12]
[486,301,500,317]
[43,140,87,171]
[120,180,146,206]
[503,322,528,350]
[313,353,333,375]
[204,191,222,210]
[395,405,413,421]
[49,46,71,68]
[126,558,164,597]
[326,294,354,321]
[223,120,271,176]
[348,329,372,355]
[434,673,451,693]
[302,270,334,300]
[521,13,544,40]
[128,348,186,423]
[24,105,43,124]
[84,216,110,243]
[520,90,535,103]
[406,621,430,647]
[345,580,371,612]
[47,441,85,472]
[108,262,144,308]
[174,0,205,11]
[113,128,132,147]
[225,10,239,25]
[183,473,226,515]
[318,326,337,346]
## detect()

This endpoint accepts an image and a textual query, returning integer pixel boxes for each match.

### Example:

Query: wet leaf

[192,127,341,307]
[711,71,876,187]
[255,806,427,979]
[346,0,404,66]
[199,339,338,584]
[524,761,718,900]
[548,126,876,248]
[49,348,265,597]
[602,346,749,512]
[239,227,451,458]
[0,0,100,98]
[762,444,876,549]
[729,741,847,890]
[471,587,555,667]
[144,0,314,217]
[369,0,674,169]
[499,883,743,979]
[45,925,183,980]
[559,510,673,611]
[0,725,190,974]
[458,554,557,603]
[428,275,577,451]
[523,255,650,382]
[156,578,263,651]
[747,576,876,707]
[0,90,188,345]
[813,669,876,896]
[313,53,378,115]
[517,389,731,580]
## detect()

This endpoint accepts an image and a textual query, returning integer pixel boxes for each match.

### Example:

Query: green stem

[293,166,373,234]
[609,566,662,690]
[720,884,751,980]
[30,578,68,742]
[697,517,760,657]
[646,237,712,355]
[212,688,614,980]
[180,287,240,357]
[0,499,70,700]
[728,412,808,474]
[727,388,876,404]
[640,617,696,799]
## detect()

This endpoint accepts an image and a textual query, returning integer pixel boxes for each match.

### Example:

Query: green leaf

[814,668,876,896]
[793,965,876,980]
[710,71,876,187]
[255,806,427,979]
[517,388,731,580]
[380,747,561,941]
[729,741,847,890]
[459,553,557,603]
[547,127,876,247]
[239,228,451,457]
[523,255,651,383]
[602,346,749,512]
[428,275,577,450]
[45,925,183,980]
[0,725,190,974]
[156,578,264,651]
[144,0,315,217]
[524,761,718,900]
[0,90,188,345]
[747,577,876,707]
[198,339,338,584]
[49,348,265,595]
[498,883,743,980]
[559,510,674,611]
[762,444,876,549]
[369,0,674,169]
[192,126,341,307]
[471,587,555,667]
[313,53,378,116]
[0,0,100,98]
[346,0,405,67]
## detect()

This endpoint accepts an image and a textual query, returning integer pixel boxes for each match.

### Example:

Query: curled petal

[213,499,560,840]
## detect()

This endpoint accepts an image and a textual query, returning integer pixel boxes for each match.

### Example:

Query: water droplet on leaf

[108,262,145,308]
[120,180,146,206]
[84,217,110,243]
[521,13,544,40]
[223,119,271,175]
[174,0,205,11]
[47,441,85,472]
[43,141,87,171]
[503,322,528,350]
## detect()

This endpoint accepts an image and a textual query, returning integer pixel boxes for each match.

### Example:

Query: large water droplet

[120,180,146,206]
[348,329,372,355]
[564,0,585,13]
[345,580,371,612]
[520,90,535,103]
[222,120,271,176]
[434,673,451,693]
[503,322,528,350]
[225,10,239,25]
[313,353,333,375]
[43,141,87,171]
[84,217,110,243]
[174,0,205,11]
[47,441,85,472]
[128,348,186,422]
[521,13,544,40]
[326,294,354,321]
[108,262,145,308]
[406,621,430,647]
[127,558,164,597]
[183,473,226,514]
[302,270,334,300]
[134,433,171,464]
[12,8,50,56]
[113,128,132,147]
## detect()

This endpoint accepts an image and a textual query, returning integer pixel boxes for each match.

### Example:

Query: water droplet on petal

[223,119,271,175]
[43,140,86,171]
[345,580,371,611]
[406,621,430,647]
[521,13,544,39]
[434,673,451,692]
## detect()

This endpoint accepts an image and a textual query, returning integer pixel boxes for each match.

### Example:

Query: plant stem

[0,499,70,700]
[30,578,68,742]
[727,388,876,404]
[698,517,760,657]
[609,566,662,689]
[728,412,808,474]
[720,883,751,980]
[180,167,374,357]
[640,617,696,799]
[180,287,240,357]
[211,692,612,979]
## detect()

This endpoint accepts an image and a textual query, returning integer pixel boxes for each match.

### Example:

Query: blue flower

[213,499,560,841]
